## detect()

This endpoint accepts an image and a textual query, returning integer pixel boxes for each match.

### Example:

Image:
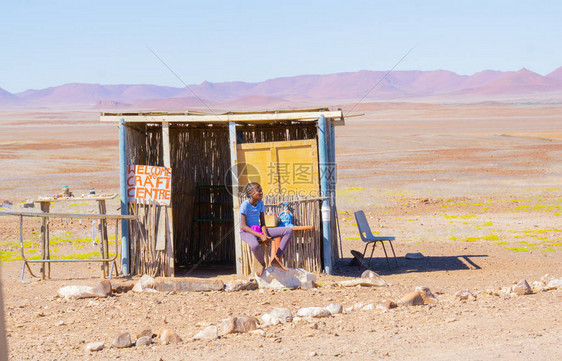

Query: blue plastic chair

[354,210,398,269]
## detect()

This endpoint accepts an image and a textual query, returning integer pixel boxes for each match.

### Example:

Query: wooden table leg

[39,201,51,279]
[98,200,109,278]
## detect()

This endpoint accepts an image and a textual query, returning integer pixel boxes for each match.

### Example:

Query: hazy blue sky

[1,0,560,92]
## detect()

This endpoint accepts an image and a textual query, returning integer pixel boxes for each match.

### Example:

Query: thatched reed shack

[100,109,344,277]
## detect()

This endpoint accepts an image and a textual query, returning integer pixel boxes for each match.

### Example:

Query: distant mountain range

[2,67,562,110]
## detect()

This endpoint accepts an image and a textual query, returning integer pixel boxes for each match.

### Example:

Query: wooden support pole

[229,122,243,276]
[318,115,332,275]
[328,119,339,261]
[39,201,50,279]
[161,121,175,277]
[119,118,130,276]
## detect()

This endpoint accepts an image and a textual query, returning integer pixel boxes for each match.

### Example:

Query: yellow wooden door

[237,139,319,197]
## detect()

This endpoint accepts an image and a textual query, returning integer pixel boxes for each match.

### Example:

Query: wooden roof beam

[100,110,345,126]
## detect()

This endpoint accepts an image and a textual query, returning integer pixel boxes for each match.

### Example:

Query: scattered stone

[405,252,424,260]
[132,275,156,293]
[531,281,546,293]
[220,316,259,334]
[361,270,380,279]
[193,325,218,340]
[55,320,65,326]
[297,307,331,318]
[338,277,386,287]
[85,341,104,352]
[112,281,134,294]
[309,351,318,357]
[219,318,235,335]
[415,286,438,304]
[135,336,152,347]
[225,279,258,291]
[377,299,398,310]
[249,329,266,336]
[398,291,425,306]
[153,277,225,293]
[546,278,562,290]
[262,308,293,325]
[483,288,500,296]
[160,329,183,344]
[91,280,112,297]
[349,302,366,312]
[58,280,112,300]
[512,279,532,295]
[256,267,316,289]
[455,290,477,301]
[361,303,375,311]
[234,316,260,333]
[112,330,133,348]
[445,318,457,323]
[325,303,343,315]
[136,329,153,339]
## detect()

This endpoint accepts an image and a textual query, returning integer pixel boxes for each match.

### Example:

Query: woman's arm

[260,212,271,239]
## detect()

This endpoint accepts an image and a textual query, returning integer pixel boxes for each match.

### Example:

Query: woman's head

[244,182,263,201]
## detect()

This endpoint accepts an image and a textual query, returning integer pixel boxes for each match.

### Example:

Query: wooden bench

[268,226,315,262]
[243,226,315,275]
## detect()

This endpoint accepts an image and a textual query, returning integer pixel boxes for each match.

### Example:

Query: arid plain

[0,102,561,360]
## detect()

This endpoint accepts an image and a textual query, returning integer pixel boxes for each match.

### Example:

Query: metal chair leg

[361,242,369,268]
[368,242,376,268]
[381,242,391,270]
[388,241,399,268]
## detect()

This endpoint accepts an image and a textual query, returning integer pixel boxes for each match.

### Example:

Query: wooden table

[33,195,117,279]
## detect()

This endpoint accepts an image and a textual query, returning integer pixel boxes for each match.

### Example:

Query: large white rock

[132,275,157,293]
[58,285,96,300]
[58,280,112,300]
[296,307,331,318]
[256,267,316,289]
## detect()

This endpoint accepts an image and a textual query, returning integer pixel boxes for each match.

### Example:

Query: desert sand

[0,102,561,360]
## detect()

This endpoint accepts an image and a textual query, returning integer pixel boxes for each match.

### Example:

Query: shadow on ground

[175,262,236,278]
[334,254,488,277]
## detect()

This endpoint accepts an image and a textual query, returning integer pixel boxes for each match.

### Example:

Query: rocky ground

[0,245,561,361]
[1,103,561,360]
